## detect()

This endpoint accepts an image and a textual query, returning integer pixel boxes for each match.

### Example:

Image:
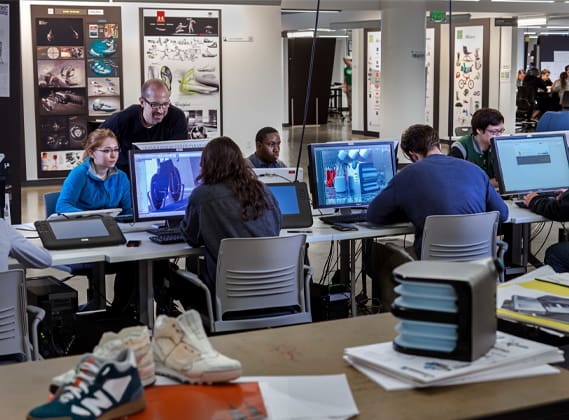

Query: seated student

[246,127,287,168]
[56,128,133,315]
[0,219,51,271]
[56,128,131,214]
[449,108,504,188]
[367,124,508,258]
[180,136,282,301]
[523,190,569,272]
[536,92,569,132]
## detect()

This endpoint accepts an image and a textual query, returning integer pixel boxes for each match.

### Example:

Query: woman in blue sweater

[56,128,131,215]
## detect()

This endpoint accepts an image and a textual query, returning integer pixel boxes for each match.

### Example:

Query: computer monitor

[129,148,203,224]
[132,139,209,151]
[307,139,397,211]
[492,132,569,196]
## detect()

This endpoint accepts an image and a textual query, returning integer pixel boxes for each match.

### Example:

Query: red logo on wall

[156,11,165,23]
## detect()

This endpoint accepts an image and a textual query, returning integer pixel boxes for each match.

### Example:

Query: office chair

[175,235,313,333]
[0,269,45,362]
[454,126,471,137]
[516,86,537,132]
[421,211,508,282]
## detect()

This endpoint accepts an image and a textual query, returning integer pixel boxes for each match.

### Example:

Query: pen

[287,230,313,233]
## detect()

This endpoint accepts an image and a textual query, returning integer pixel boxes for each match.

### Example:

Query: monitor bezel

[492,132,569,196]
[128,148,203,223]
[307,139,397,211]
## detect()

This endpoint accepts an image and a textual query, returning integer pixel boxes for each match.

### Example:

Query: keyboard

[320,212,367,225]
[146,227,181,235]
[513,200,528,209]
[149,232,186,245]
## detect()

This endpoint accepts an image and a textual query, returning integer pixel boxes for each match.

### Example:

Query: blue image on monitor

[268,184,300,215]
[307,140,397,210]
[129,149,202,222]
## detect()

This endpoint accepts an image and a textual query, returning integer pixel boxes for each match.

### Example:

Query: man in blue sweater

[367,124,508,257]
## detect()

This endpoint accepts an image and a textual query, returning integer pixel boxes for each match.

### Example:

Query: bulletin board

[140,8,221,140]
[30,5,123,179]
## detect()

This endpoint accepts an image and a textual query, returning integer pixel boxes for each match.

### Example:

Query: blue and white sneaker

[28,348,146,420]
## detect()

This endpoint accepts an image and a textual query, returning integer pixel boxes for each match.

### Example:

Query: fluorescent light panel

[518,17,547,26]
[493,0,553,3]
[282,9,341,13]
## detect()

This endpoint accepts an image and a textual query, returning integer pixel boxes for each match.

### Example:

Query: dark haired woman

[180,136,282,292]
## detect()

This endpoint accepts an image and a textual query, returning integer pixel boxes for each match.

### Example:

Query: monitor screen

[307,140,397,210]
[129,149,202,222]
[492,133,569,196]
[50,218,109,239]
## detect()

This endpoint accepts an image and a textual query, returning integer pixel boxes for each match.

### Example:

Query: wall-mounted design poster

[425,27,435,126]
[366,30,381,135]
[0,4,10,98]
[141,8,221,140]
[453,25,484,132]
[31,5,123,179]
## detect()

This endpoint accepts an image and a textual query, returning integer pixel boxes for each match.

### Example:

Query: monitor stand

[149,218,182,233]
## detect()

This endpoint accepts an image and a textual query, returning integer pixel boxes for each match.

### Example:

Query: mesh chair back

[454,126,471,136]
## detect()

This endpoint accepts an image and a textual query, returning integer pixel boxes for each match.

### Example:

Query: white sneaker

[49,326,155,395]
[153,310,242,383]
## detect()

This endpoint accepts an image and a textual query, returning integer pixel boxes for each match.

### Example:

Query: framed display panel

[450,20,490,136]
[31,5,123,179]
[425,25,441,130]
[140,8,221,140]
[364,29,381,136]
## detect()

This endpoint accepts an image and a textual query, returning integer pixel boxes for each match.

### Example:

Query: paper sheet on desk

[345,355,559,391]
[156,374,359,420]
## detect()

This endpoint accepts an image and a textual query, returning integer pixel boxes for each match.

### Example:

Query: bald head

[139,79,171,127]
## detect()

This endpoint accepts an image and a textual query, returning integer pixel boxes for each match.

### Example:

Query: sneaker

[28,348,146,420]
[49,326,155,395]
[153,310,242,383]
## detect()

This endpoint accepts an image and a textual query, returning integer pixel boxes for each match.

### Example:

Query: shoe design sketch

[153,310,242,383]
[197,64,215,72]
[202,48,217,58]
[92,99,117,112]
[90,60,116,76]
[179,68,219,94]
[89,38,117,57]
[161,66,173,93]
[194,72,219,87]
[46,29,54,43]
[29,349,146,420]
[49,326,155,396]
[175,22,188,34]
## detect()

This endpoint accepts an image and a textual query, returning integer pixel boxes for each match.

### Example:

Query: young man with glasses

[449,108,505,188]
[100,78,187,173]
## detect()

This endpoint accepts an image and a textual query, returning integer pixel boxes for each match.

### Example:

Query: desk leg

[92,262,106,310]
[504,223,530,277]
[350,239,357,317]
[138,260,154,329]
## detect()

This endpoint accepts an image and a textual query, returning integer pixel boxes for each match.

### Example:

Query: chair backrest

[213,235,311,331]
[43,191,60,219]
[0,270,31,361]
[454,126,471,137]
[421,211,499,262]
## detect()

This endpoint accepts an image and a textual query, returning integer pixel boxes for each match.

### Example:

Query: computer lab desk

[3,313,569,419]
[14,219,414,327]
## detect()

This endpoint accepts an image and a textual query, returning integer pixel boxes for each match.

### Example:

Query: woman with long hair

[180,136,282,291]
[553,71,569,107]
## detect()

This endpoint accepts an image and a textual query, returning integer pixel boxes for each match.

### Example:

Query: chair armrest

[27,305,46,361]
[175,271,215,332]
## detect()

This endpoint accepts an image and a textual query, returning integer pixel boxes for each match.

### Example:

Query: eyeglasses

[142,97,170,110]
[485,128,505,136]
[95,147,120,154]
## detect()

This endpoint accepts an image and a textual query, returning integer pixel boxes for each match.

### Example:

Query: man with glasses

[100,78,187,173]
[449,108,505,188]
[367,124,508,258]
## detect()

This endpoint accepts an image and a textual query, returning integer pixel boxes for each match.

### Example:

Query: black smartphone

[331,223,358,231]
[126,240,141,248]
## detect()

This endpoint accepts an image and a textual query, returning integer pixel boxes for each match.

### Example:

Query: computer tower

[310,283,350,321]
[26,276,78,358]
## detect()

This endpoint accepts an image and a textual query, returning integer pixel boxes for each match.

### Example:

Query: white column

[379,5,427,139]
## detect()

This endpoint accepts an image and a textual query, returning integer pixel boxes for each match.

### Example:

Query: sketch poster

[453,26,484,132]
[366,31,381,134]
[141,8,221,140]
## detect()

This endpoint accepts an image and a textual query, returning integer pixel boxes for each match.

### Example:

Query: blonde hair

[82,128,118,161]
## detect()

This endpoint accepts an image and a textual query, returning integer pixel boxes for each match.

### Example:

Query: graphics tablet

[47,208,122,221]
[35,216,126,250]
[266,182,313,229]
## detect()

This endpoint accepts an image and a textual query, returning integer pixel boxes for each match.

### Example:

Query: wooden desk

[4,313,569,419]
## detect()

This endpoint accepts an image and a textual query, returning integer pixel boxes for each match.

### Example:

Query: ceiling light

[282,9,341,14]
[523,31,537,35]
[540,31,569,35]
[493,0,553,3]
[518,17,548,26]
[286,31,314,38]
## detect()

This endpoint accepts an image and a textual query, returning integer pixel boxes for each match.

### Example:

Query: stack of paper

[344,331,563,390]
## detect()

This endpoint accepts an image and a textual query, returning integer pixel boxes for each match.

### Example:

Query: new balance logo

[71,376,131,417]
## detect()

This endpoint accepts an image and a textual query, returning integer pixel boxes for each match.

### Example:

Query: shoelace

[59,358,100,403]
